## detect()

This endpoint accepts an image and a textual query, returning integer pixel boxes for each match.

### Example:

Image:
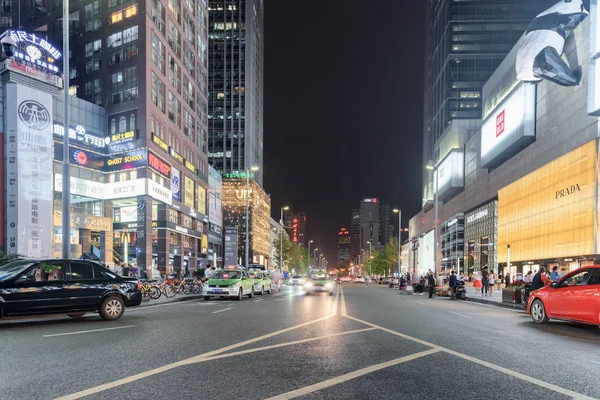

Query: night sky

[263,1,427,264]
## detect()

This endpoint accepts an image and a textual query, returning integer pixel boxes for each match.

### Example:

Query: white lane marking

[450,311,472,319]
[265,349,440,400]
[344,316,596,400]
[416,301,425,305]
[330,286,339,316]
[55,315,333,400]
[340,285,347,316]
[211,307,232,314]
[43,325,135,338]
[253,299,264,303]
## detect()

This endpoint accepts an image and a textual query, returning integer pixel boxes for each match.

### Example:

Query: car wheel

[530,299,549,324]
[266,285,272,294]
[259,286,264,295]
[203,296,211,301]
[248,288,254,298]
[99,296,125,321]
[236,288,243,301]
[67,312,86,318]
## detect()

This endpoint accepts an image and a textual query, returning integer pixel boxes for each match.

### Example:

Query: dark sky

[263,1,427,264]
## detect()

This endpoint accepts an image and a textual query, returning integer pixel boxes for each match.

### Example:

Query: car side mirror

[19,275,36,283]
[550,281,558,289]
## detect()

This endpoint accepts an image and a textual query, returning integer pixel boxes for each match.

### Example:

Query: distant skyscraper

[360,198,380,251]
[337,228,351,269]
[351,208,360,260]
[424,0,558,193]
[208,0,265,186]
[380,204,393,246]
[284,211,307,247]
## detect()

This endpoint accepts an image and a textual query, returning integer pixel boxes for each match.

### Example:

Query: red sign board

[148,150,171,179]
[292,218,299,243]
[496,110,505,138]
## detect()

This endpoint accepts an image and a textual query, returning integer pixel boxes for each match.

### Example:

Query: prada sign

[556,184,581,199]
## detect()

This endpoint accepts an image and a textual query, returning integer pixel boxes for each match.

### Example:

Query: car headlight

[229,284,238,289]
[325,282,333,289]
[304,282,313,289]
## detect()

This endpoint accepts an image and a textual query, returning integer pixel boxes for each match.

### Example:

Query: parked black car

[0,259,142,321]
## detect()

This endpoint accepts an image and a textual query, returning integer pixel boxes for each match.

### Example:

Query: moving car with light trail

[304,269,334,295]
[203,267,255,300]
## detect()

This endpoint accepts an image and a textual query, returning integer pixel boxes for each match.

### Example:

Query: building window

[107,32,123,48]
[85,39,101,57]
[123,26,138,43]
[183,43,195,77]
[151,31,165,74]
[183,76,194,110]
[183,110,194,140]
[168,0,180,23]
[130,114,136,131]
[119,116,126,133]
[183,10,194,44]
[168,55,181,92]
[150,117,154,133]
[167,20,181,57]
[168,92,181,127]
[111,118,116,134]
[151,0,165,34]
[85,0,101,32]
[151,72,165,112]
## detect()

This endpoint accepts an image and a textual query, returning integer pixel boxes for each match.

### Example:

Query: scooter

[455,279,467,300]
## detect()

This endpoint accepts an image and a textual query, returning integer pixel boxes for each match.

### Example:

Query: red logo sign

[496,110,505,138]
[148,151,171,179]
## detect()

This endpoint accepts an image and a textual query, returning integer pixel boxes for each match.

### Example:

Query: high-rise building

[9,0,212,274]
[207,0,265,186]
[424,0,557,197]
[337,228,350,269]
[360,198,380,251]
[380,204,393,246]
[350,208,360,260]
[284,211,306,247]
[222,178,271,266]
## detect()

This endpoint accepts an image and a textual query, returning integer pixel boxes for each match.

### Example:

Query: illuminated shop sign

[148,150,171,179]
[152,133,169,153]
[109,130,137,145]
[481,83,536,168]
[224,171,255,179]
[292,217,299,243]
[104,149,147,172]
[435,149,464,202]
[184,159,196,173]
[6,30,61,74]
[53,123,108,150]
[170,148,184,164]
[54,143,147,173]
[362,198,378,203]
[467,209,489,224]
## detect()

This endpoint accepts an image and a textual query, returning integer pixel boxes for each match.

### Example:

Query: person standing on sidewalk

[488,271,495,296]
[473,270,483,296]
[550,266,560,281]
[428,271,436,298]
[481,267,489,297]
[448,270,458,300]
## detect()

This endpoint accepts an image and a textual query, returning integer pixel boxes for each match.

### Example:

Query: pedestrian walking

[550,266,560,281]
[473,270,483,296]
[523,271,533,284]
[488,271,495,295]
[427,271,436,299]
[448,270,458,300]
[504,273,510,287]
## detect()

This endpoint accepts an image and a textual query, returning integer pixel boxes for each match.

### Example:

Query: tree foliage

[272,235,292,270]
[369,239,399,276]
[289,244,309,275]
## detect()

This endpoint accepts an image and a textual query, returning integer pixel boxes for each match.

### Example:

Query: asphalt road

[1,283,600,400]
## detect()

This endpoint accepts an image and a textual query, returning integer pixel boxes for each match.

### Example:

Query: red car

[527,266,600,326]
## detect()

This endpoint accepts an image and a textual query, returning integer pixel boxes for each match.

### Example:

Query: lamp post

[280,206,290,273]
[367,241,372,278]
[61,0,71,259]
[307,240,313,271]
[245,166,259,268]
[314,248,318,268]
[393,209,402,280]
[426,162,439,283]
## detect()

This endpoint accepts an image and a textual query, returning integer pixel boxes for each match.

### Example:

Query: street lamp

[280,205,290,273]
[426,161,439,283]
[307,240,314,271]
[319,254,323,268]
[314,248,318,267]
[393,209,402,281]
[245,166,259,268]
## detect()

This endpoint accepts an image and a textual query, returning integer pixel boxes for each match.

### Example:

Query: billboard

[114,206,137,223]
[5,84,53,257]
[184,176,195,208]
[197,185,207,215]
[481,83,536,168]
[224,227,239,266]
[171,167,181,202]
[435,149,464,202]
[208,192,222,227]
[148,150,171,179]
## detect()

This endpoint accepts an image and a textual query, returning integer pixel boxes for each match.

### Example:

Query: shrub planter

[502,288,522,304]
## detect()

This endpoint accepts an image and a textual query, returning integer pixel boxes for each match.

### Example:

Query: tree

[288,244,309,275]
[384,238,399,275]
[0,251,19,266]
[272,235,292,270]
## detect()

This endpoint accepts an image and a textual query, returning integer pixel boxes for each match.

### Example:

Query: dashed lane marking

[211,307,232,314]
[450,311,472,319]
[344,315,597,400]
[340,285,347,316]
[43,325,135,338]
[265,349,440,400]
[253,299,264,303]
[55,315,333,400]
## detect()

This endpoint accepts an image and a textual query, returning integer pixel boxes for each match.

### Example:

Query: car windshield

[212,270,241,280]
[249,273,262,279]
[292,275,302,279]
[312,274,327,279]
[0,260,35,282]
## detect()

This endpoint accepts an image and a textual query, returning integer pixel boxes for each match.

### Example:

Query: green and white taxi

[248,268,274,295]
[203,267,255,300]
[304,269,335,296]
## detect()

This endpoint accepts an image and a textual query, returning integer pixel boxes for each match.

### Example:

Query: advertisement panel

[435,149,464,202]
[147,179,173,205]
[498,140,597,263]
[208,192,222,227]
[55,174,105,199]
[5,84,53,257]
[148,150,171,179]
[171,167,181,202]
[224,227,239,266]
[419,230,435,276]
[53,123,107,150]
[184,176,195,208]
[201,234,209,254]
[197,185,207,215]
[54,143,147,173]
[481,83,536,168]
[114,206,137,223]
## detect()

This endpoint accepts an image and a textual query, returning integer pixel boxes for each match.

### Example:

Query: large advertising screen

[5,84,53,257]
[481,83,536,168]
[209,192,222,227]
[498,140,596,263]
[435,149,464,202]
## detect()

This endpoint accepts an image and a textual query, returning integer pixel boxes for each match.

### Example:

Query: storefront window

[168,209,178,224]
[480,236,489,270]
[182,215,192,228]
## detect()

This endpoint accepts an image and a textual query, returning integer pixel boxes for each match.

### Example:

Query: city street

[1,284,599,400]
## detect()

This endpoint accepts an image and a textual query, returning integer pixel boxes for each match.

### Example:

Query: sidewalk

[465,287,525,311]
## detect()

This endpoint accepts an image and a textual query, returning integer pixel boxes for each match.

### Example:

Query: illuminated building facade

[222,178,271,266]
[337,228,351,269]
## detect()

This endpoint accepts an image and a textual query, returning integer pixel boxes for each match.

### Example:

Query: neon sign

[148,150,171,179]
[7,30,61,74]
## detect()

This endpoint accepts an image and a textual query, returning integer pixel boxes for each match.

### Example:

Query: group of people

[472,267,496,297]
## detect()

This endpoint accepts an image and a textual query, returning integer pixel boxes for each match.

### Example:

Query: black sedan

[0,259,142,321]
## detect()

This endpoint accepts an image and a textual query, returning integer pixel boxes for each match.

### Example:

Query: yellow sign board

[184,176,194,208]
[197,186,206,215]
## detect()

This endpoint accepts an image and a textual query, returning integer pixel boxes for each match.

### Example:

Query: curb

[139,294,204,307]
[466,296,526,311]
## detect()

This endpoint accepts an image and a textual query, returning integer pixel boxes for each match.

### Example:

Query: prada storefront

[498,140,599,278]
[464,201,498,277]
